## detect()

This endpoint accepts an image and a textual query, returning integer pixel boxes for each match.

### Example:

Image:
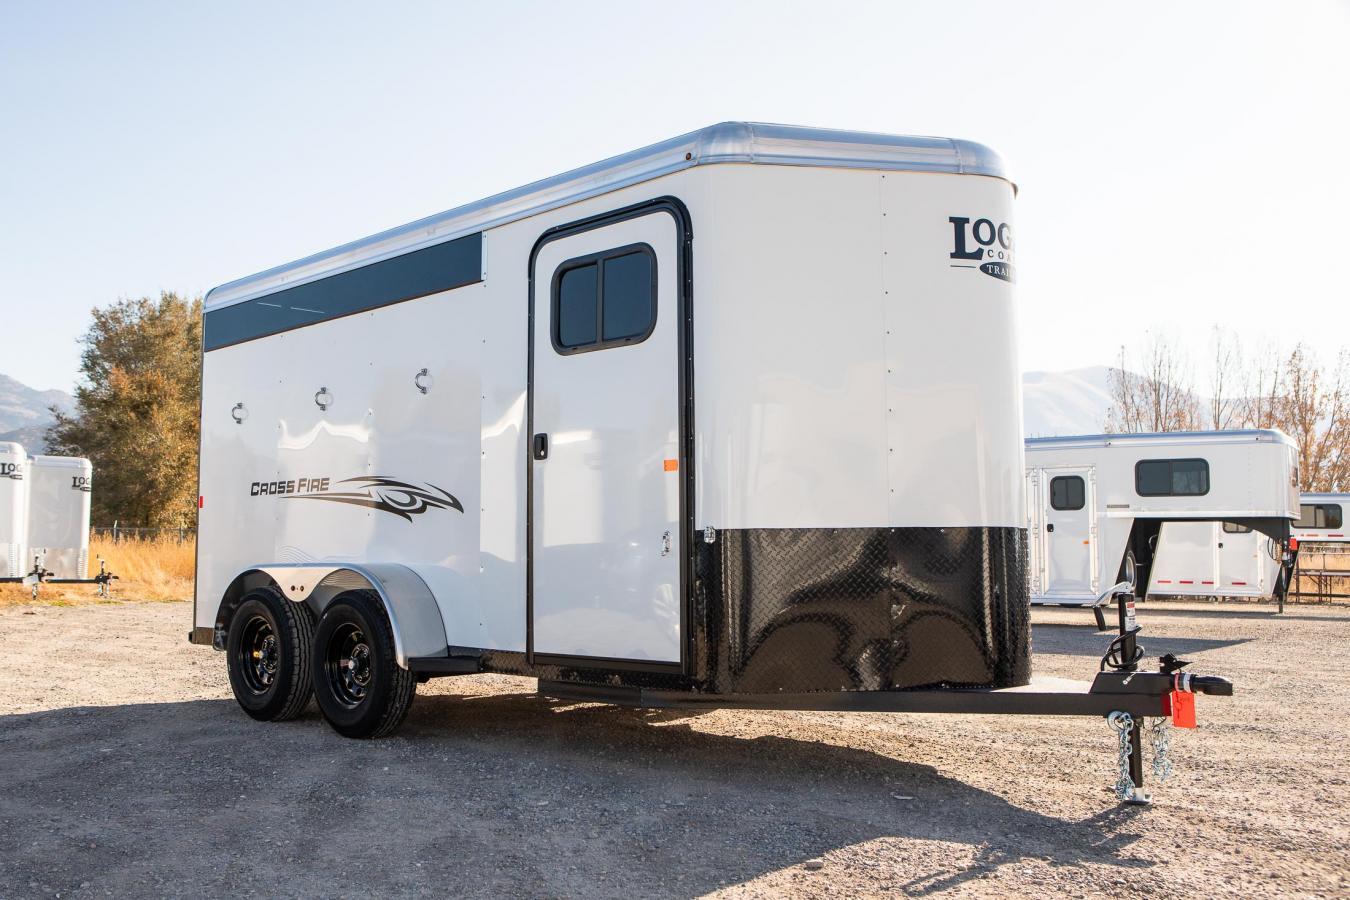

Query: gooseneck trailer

[191,122,1231,802]
[1025,430,1299,624]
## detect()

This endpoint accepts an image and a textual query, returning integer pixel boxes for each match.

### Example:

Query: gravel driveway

[1,598,1347,898]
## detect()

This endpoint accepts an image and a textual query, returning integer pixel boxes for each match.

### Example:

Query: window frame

[1134,457,1211,497]
[1222,521,1251,534]
[1296,503,1344,530]
[550,242,658,355]
[1049,475,1086,511]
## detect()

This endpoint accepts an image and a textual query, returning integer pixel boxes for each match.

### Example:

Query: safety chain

[1149,717,1174,782]
[1107,711,1135,801]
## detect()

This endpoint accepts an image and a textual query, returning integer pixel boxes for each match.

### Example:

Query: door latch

[532,433,549,460]
[1047,523,1055,533]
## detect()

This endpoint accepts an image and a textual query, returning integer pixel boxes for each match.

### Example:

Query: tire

[311,590,415,739]
[225,588,315,722]
[1120,549,1138,596]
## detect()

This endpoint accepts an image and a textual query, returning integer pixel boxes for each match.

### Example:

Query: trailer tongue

[539,587,1233,805]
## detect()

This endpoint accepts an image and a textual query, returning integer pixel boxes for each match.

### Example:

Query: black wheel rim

[237,614,279,695]
[324,623,373,709]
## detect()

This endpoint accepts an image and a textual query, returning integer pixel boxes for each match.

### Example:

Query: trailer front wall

[0,442,26,578]
[691,165,1028,690]
[27,456,91,579]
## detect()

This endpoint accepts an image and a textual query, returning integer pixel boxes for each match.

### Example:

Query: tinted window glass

[1050,475,1085,510]
[1136,459,1209,496]
[1222,521,1251,534]
[1296,503,1343,529]
[602,251,653,341]
[557,264,598,348]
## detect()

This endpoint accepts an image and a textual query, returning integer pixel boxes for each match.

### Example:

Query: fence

[1290,544,1350,602]
[91,525,197,543]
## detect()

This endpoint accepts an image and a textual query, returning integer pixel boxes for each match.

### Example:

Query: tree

[46,293,202,528]
[1105,336,1200,433]
[1254,346,1350,492]
[1106,332,1350,492]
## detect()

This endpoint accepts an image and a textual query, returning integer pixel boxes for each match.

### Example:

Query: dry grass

[91,534,194,601]
[0,534,195,606]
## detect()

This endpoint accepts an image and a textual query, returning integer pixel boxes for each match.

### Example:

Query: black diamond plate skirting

[693,526,1030,693]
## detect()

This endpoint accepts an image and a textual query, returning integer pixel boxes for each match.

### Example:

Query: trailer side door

[1041,467,1097,599]
[527,204,688,668]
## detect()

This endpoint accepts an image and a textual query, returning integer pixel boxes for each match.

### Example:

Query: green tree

[46,292,202,528]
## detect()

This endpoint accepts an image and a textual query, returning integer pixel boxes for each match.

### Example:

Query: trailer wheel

[312,590,415,738]
[225,588,315,722]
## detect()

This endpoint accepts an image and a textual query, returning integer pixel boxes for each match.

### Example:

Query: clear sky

[2,1,1347,393]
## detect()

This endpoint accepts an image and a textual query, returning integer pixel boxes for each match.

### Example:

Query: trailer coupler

[11,558,119,599]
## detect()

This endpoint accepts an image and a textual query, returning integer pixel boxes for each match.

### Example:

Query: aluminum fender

[250,562,447,667]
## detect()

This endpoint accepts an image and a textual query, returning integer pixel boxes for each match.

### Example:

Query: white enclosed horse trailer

[0,442,27,578]
[1292,493,1348,544]
[191,124,1232,802]
[1147,520,1282,600]
[1025,430,1298,620]
[26,455,93,580]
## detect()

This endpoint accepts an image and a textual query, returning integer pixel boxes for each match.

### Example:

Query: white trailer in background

[0,442,27,578]
[1025,430,1299,625]
[1147,521,1282,600]
[1292,493,1349,544]
[26,455,92,580]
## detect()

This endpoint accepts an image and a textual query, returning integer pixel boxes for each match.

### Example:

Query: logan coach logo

[1,462,21,480]
[249,475,463,522]
[71,475,91,492]
[949,216,1015,283]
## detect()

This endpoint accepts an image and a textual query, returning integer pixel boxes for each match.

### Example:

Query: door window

[1050,475,1085,510]
[552,244,656,353]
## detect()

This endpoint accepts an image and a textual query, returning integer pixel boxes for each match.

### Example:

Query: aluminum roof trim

[205,122,1011,312]
[1026,429,1297,450]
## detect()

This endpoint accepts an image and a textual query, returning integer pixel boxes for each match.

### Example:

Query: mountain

[0,373,75,454]
[1022,366,1114,438]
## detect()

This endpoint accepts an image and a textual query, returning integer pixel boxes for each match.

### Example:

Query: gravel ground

[1,598,1348,898]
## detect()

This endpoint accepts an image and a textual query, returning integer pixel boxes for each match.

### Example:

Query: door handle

[1047,523,1055,533]
[532,433,549,460]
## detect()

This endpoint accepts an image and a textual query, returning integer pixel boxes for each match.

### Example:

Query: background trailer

[1292,493,1348,544]
[26,455,93,580]
[190,123,1230,800]
[1025,430,1299,623]
[1148,521,1283,600]
[0,442,26,579]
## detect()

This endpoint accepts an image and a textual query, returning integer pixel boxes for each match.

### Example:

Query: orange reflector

[663,459,678,472]
[1082,540,1090,545]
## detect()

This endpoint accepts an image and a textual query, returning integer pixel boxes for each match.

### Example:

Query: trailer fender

[215,562,447,667]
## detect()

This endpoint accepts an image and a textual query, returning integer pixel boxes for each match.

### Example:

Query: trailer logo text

[949,216,1015,283]
[1,462,21,480]
[249,475,463,522]
[71,475,91,492]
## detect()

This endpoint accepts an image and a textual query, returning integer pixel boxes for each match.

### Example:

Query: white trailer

[1147,520,1282,599]
[190,124,1233,803]
[26,455,93,580]
[1025,430,1299,622]
[1292,493,1348,544]
[0,442,27,578]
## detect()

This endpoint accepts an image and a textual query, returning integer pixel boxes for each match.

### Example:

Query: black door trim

[525,196,694,674]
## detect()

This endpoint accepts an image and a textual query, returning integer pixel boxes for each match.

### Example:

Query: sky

[2,1,1348,394]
